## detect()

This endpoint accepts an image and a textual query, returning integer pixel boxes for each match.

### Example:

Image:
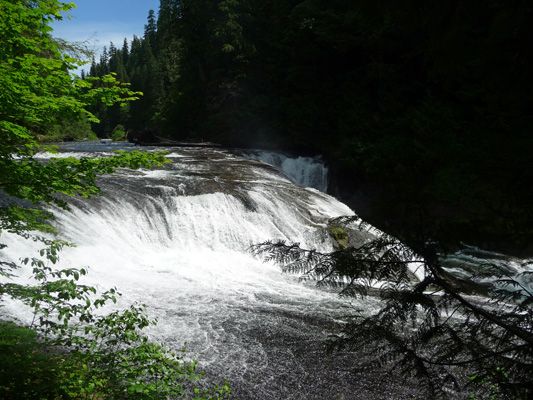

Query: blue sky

[52,0,160,73]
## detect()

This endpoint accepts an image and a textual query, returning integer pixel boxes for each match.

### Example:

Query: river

[0,142,431,399]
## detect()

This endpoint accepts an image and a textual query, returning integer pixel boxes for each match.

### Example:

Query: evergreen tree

[122,37,129,65]
[98,46,109,76]
[128,35,160,131]
[155,0,184,126]
[107,41,117,71]
[114,50,129,82]
[144,9,157,47]
[89,56,97,77]
[157,0,183,38]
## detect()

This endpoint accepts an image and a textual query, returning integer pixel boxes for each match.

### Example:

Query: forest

[85,0,533,257]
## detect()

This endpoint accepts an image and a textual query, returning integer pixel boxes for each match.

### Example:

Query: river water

[0,142,427,399]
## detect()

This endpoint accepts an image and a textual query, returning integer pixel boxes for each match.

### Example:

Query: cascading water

[238,150,329,193]
[0,143,424,399]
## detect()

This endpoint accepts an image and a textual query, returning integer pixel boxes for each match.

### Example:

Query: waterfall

[1,143,399,400]
[239,150,329,192]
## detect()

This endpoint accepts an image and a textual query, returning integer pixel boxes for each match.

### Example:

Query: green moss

[328,225,348,249]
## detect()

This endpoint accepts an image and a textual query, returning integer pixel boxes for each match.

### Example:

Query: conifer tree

[122,37,129,65]
[145,9,157,48]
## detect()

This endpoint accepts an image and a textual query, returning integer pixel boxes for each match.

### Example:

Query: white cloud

[54,21,142,54]
[52,20,145,76]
